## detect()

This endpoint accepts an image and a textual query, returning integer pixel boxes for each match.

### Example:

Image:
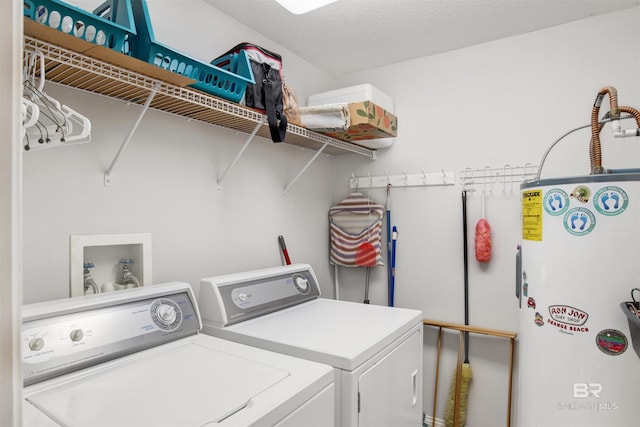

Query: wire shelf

[23,32,375,159]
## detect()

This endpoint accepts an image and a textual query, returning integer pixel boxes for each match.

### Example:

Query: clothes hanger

[22,50,92,151]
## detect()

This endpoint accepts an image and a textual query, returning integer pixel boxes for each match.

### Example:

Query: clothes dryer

[198,263,423,427]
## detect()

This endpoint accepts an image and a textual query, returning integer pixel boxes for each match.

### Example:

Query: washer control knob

[295,276,309,293]
[69,329,84,342]
[238,293,248,302]
[156,303,177,325]
[28,337,45,351]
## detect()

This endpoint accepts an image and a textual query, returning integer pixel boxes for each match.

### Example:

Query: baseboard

[423,413,446,427]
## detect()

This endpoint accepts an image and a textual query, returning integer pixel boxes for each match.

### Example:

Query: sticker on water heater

[563,207,596,236]
[547,305,589,333]
[596,329,628,355]
[593,186,628,216]
[534,312,544,326]
[544,188,569,216]
[570,185,591,203]
[522,190,543,241]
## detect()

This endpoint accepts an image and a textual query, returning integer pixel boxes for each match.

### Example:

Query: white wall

[332,8,640,427]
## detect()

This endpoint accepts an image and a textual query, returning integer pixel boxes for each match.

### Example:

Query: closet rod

[104,83,159,186]
[349,170,455,189]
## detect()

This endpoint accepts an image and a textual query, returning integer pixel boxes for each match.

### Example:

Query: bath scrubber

[444,361,473,427]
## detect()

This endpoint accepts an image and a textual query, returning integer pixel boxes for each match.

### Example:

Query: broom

[444,191,473,427]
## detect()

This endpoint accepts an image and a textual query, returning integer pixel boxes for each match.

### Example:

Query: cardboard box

[320,101,397,143]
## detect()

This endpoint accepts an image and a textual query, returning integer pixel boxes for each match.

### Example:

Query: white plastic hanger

[22,50,91,151]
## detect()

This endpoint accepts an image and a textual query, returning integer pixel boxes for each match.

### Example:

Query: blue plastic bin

[24,0,136,55]
[129,0,254,102]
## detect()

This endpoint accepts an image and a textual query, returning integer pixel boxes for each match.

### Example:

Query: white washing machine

[198,264,424,427]
[22,281,335,427]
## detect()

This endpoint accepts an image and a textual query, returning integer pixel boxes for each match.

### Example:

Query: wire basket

[128,0,254,102]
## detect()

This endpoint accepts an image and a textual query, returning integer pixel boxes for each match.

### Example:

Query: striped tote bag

[329,192,385,267]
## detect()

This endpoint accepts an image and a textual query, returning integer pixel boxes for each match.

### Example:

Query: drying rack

[423,320,517,427]
[23,19,376,191]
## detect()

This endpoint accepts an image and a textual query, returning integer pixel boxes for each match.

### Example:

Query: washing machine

[21,281,335,427]
[198,263,424,427]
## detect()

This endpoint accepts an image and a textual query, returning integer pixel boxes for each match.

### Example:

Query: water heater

[517,173,640,426]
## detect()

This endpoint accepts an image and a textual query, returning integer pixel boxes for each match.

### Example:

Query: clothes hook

[462,167,473,189]
[483,166,491,193]
[503,164,511,192]
[523,163,534,182]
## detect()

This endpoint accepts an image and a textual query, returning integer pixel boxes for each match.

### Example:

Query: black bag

[213,43,287,142]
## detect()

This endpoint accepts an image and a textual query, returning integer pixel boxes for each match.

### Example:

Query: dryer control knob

[238,293,248,302]
[28,337,45,351]
[295,276,309,293]
[156,303,177,325]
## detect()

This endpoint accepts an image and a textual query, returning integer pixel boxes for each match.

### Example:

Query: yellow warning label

[522,189,543,241]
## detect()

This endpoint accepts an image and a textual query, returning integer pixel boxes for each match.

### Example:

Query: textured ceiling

[206,0,639,75]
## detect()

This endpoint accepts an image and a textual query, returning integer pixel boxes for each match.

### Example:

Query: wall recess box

[69,233,152,297]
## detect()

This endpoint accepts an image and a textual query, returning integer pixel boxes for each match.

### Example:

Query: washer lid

[26,342,289,427]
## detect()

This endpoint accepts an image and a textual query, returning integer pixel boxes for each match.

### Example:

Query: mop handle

[390,226,398,307]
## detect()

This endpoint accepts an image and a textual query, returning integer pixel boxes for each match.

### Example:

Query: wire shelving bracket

[217,117,265,190]
[104,83,159,186]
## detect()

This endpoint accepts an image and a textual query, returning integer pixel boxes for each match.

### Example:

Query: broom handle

[453,332,465,427]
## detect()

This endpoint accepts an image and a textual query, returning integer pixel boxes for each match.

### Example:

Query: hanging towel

[329,192,385,267]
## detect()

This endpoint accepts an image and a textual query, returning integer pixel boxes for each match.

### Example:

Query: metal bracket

[283,142,329,195]
[217,117,265,191]
[104,84,159,186]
